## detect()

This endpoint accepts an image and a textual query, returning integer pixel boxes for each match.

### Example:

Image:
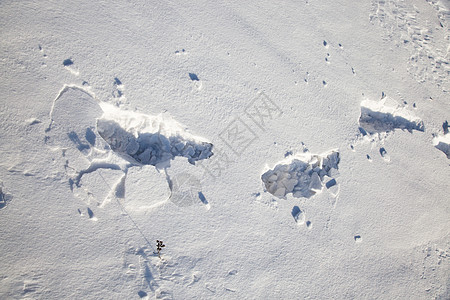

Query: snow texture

[1,0,449,299]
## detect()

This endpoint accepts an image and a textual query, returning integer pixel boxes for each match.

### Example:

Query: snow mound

[97,103,214,167]
[359,98,424,134]
[261,149,340,199]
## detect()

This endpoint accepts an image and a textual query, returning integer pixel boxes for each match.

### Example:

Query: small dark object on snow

[156,240,165,259]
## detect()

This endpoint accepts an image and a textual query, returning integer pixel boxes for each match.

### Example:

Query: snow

[1,0,449,299]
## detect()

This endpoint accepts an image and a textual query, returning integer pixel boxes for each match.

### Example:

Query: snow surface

[1,0,449,299]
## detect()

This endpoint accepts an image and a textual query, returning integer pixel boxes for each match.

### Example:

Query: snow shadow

[359,106,424,134]
[359,99,424,134]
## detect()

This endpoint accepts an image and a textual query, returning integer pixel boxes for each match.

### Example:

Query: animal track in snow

[370,0,449,91]
[252,192,279,210]
[419,243,449,298]
[123,244,203,299]
[359,96,424,135]
[175,49,188,55]
[432,121,450,159]
[261,149,340,199]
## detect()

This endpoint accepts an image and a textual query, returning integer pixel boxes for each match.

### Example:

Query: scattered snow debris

[359,98,424,134]
[261,149,339,199]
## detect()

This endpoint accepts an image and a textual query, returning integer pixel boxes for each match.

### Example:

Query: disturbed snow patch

[45,85,213,207]
[0,183,13,209]
[261,150,339,199]
[97,103,213,168]
[359,98,424,135]
[433,121,450,159]
[350,96,424,162]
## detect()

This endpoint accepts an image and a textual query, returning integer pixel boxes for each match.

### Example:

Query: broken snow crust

[261,150,339,199]
[97,103,213,167]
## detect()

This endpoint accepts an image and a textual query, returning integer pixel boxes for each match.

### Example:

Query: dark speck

[114,77,122,85]
[189,73,199,81]
[198,192,208,205]
[63,59,73,66]
[443,121,449,135]
[87,207,94,219]
[138,291,147,298]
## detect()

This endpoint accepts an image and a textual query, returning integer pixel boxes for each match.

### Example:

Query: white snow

[1,0,449,299]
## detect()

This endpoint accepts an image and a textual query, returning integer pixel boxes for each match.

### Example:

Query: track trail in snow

[370,0,450,92]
